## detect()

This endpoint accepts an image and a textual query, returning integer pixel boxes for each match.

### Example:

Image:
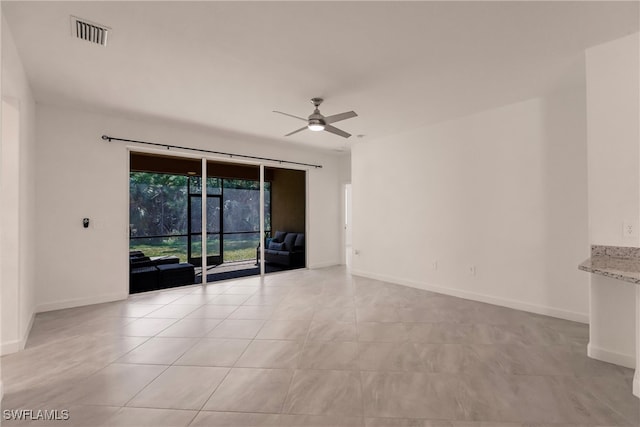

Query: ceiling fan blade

[285,126,307,137]
[324,124,351,138]
[324,111,358,124]
[273,111,307,122]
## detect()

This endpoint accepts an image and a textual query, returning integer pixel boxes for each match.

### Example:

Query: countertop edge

[579,256,640,285]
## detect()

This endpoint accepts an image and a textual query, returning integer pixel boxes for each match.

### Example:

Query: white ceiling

[3,1,639,151]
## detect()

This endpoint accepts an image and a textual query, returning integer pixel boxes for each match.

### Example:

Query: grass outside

[130,235,258,263]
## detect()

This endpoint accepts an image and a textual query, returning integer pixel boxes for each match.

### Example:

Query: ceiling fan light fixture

[308,118,325,131]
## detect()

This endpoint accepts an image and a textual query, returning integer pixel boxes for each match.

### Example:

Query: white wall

[585,32,639,369]
[352,84,589,322]
[34,104,347,311]
[1,15,37,355]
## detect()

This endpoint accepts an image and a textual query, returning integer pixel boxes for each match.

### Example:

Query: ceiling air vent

[71,16,110,46]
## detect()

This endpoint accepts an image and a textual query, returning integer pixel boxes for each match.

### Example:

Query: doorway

[344,183,352,267]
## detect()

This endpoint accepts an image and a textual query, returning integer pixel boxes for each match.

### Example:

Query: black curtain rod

[101,135,323,169]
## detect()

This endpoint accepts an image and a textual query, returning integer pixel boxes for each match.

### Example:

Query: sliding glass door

[130,152,305,291]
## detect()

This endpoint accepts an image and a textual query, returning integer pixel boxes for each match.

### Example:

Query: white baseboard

[1,310,36,356]
[351,269,589,324]
[587,343,636,369]
[35,292,128,313]
[308,260,340,269]
[1,339,23,356]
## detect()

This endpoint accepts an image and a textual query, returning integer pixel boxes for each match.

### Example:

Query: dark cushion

[294,233,305,250]
[152,256,180,266]
[269,241,285,250]
[129,266,159,294]
[283,233,297,251]
[129,251,145,258]
[157,263,195,288]
[131,266,157,274]
[157,263,194,272]
[130,256,153,269]
[272,231,287,243]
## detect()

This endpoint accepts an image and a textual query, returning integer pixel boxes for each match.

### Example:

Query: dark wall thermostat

[83,218,90,228]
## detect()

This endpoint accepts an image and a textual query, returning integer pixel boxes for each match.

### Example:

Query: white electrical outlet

[469,265,476,276]
[432,260,438,270]
[623,221,639,238]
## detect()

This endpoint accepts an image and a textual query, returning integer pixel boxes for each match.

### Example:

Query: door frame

[127,146,310,290]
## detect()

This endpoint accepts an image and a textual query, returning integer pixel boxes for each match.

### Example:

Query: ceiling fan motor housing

[308,112,325,126]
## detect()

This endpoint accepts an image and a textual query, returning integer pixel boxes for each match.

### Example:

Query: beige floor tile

[356,306,401,323]
[412,343,466,374]
[360,371,458,419]
[254,286,292,295]
[364,420,523,427]
[117,337,198,364]
[64,363,167,406]
[6,266,637,427]
[170,294,215,305]
[299,341,359,370]
[235,340,302,368]
[156,318,221,337]
[281,414,365,426]
[307,320,357,341]
[227,305,276,320]
[405,322,474,344]
[223,286,259,295]
[189,411,284,426]
[190,284,231,295]
[185,304,239,318]
[121,318,178,337]
[455,374,631,425]
[103,407,197,426]
[270,304,316,320]
[208,294,252,305]
[129,293,184,305]
[358,342,424,372]
[314,306,357,322]
[243,294,287,306]
[203,368,292,413]
[174,338,250,366]
[358,322,408,342]
[127,365,228,410]
[577,375,639,426]
[113,304,167,318]
[283,369,363,416]
[255,319,310,340]
[143,304,199,319]
[208,319,265,339]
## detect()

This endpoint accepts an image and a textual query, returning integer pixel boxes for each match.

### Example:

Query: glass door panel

[206,195,222,264]
[188,194,222,266]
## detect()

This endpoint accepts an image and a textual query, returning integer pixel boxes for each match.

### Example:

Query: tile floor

[1,266,638,426]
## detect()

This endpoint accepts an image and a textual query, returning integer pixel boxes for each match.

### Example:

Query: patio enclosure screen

[130,172,271,265]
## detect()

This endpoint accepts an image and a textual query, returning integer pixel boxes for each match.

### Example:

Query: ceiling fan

[274,98,357,138]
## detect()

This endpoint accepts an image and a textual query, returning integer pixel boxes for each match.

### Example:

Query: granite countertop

[579,245,640,285]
